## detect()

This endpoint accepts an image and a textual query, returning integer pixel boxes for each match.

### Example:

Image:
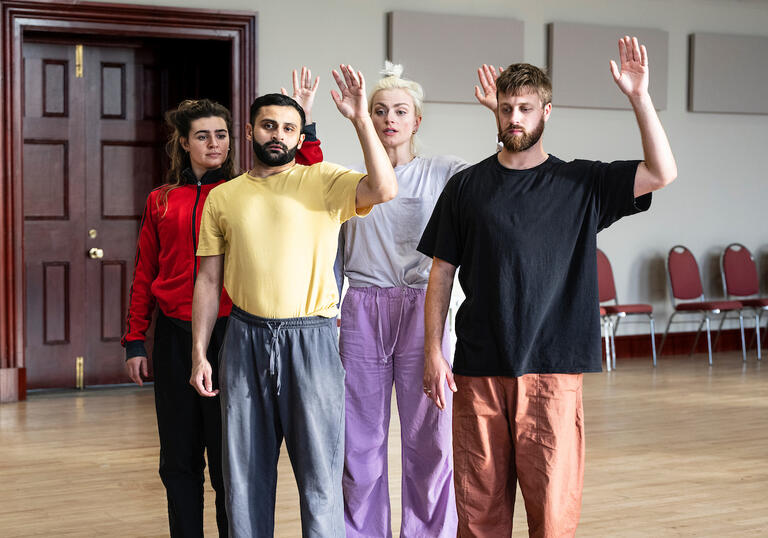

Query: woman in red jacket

[122,69,322,537]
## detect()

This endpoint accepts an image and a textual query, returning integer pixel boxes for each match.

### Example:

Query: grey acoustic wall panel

[689,33,768,114]
[549,22,668,110]
[388,11,523,104]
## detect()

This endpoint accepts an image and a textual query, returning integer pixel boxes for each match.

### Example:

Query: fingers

[125,356,145,386]
[140,358,148,378]
[474,85,483,101]
[331,68,345,92]
[631,36,640,62]
[446,369,457,393]
[280,87,288,96]
[330,88,341,106]
[189,361,219,397]
[609,59,620,82]
[311,75,320,92]
[640,44,648,67]
[292,68,300,93]
[618,37,628,64]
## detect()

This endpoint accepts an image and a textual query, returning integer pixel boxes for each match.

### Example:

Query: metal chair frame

[719,243,767,360]
[659,245,746,366]
[597,250,657,368]
[601,313,615,372]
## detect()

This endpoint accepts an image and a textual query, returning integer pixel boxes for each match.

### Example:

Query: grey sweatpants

[220,305,346,537]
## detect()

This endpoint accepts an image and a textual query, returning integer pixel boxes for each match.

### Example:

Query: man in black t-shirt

[418,36,677,537]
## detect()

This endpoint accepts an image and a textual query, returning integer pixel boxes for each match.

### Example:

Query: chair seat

[676,300,743,312]
[738,297,768,308]
[603,303,652,315]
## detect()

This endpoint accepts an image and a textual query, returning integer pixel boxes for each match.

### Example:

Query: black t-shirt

[417,154,650,376]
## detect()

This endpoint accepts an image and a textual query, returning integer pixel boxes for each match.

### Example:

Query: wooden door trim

[0,0,258,401]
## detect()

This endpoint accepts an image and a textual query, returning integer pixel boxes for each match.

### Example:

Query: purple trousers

[340,286,457,538]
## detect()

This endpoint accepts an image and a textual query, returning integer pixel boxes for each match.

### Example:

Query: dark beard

[252,139,298,166]
[498,117,545,153]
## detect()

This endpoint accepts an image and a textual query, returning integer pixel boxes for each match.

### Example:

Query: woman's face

[181,116,230,172]
[370,88,421,151]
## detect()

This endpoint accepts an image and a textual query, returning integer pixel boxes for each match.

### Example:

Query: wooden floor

[1,352,766,537]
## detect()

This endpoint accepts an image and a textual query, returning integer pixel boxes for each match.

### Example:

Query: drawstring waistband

[230,305,334,396]
[347,287,423,362]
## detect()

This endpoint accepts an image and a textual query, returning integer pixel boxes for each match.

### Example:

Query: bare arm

[330,64,397,209]
[190,254,224,397]
[610,36,677,197]
[423,257,458,410]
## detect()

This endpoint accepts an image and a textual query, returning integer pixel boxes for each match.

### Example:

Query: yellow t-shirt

[197,162,369,318]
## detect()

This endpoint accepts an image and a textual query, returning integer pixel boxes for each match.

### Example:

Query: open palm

[331,64,367,120]
[610,36,649,97]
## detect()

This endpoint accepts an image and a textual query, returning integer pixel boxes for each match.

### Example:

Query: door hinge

[75,44,84,78]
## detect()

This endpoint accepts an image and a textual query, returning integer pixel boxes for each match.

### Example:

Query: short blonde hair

[369,62,424,154]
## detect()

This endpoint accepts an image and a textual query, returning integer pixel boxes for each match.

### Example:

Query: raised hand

[474,64,503,111]
[610,36,649,98]
[282,66,319,123]
[330,64,368,121]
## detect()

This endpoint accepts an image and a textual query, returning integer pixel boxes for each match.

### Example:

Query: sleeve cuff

[302,122,317,141]
[125,340,148,360]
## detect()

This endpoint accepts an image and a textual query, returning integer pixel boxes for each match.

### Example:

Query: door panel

[23,42,87,389]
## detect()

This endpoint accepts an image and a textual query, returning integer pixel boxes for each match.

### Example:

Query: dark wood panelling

[22,139,68,220]
[101,142,159,219]
[43,262,69,344]
[42,60,68,117]
[100,261,125,342]
[141,65,164,121]
[101,63,126,119]
[2,0,257,398]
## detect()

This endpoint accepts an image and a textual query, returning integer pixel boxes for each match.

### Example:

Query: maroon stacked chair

[660,245,746,365]
[720,243,768,360]
[597,249,656,367]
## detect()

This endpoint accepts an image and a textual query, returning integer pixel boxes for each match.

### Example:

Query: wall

[112,0,768,333]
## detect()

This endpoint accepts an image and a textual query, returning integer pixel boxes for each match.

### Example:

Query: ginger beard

[498,116,546,153]
[252,138,299,166]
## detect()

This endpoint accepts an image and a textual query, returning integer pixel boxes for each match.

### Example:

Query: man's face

[496,89,551,153]
[246,105,304,166]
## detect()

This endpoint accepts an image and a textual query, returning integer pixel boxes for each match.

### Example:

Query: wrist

[628,92,653,110]
[350,115,373,130]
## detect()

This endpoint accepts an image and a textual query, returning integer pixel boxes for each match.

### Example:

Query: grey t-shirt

[337,155,468,289]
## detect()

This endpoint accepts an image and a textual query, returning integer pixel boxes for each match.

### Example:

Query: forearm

[353,116,397,205]
[191,261,223,362]
[630,93,677,190]
[425,259,456,356]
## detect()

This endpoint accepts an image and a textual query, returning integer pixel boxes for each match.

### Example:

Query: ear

[245,123,253,141]
[180,136,190,151]
[297,132,305,150]
[543,102,552,122]
[413,115,422,134]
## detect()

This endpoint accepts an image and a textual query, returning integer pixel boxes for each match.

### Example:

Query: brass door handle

[88,247,104,259]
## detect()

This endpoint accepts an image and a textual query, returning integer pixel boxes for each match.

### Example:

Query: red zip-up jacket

[122,128,323,358]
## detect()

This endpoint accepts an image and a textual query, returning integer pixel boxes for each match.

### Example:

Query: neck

[496,142,548,170]
[248,157,295,178]
[190,164,210,180]
[385,143,415,167]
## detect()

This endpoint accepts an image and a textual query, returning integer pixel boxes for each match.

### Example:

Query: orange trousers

[452,374,585,538]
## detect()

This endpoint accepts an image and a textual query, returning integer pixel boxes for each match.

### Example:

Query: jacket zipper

[191,181,202,282]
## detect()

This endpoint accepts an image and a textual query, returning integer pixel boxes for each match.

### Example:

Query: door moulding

[0,0,258,401]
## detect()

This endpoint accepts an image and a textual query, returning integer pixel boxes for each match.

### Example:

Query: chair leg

[690,317,706,357]
[713,312,727,352]
[705,316,713,366]
[659,313,676,357]
[649,315,657,367]
[603,318,612,372]
[754,312,762,360]
[610,317,617,370]
[738,312,747,362]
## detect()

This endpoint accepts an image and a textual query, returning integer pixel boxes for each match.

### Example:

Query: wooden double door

[22,35,231,389]
[23,40,164,388]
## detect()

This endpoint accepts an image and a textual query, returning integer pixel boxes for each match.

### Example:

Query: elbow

[379,173,398,203]
[658,164,678,189]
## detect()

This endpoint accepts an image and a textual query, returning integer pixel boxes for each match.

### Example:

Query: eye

[285,126,294,132]
[217,133,227,140]
[521,107,532,112]
[263,122,274,129]
[197,135,207,141]
[396,109,407,116]
[374,109,385,116]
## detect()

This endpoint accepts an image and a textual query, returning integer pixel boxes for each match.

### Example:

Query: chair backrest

[596,248,617,303]
[667,245,704,302]
[721,243,759,297]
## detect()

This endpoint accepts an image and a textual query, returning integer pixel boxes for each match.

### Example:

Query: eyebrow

[374,102,411,108]
[193,129,228,134]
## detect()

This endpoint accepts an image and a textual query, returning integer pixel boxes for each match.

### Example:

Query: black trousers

[153,311,229,537]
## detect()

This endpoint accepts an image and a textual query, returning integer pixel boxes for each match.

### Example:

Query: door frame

[0,0,258,402]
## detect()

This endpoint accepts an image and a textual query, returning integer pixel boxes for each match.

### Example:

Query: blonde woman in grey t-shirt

[337,63,499,538]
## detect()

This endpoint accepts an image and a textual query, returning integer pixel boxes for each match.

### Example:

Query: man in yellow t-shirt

[190,65,398,538]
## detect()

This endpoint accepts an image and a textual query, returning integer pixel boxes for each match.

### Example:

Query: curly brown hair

[158,99,238,215]
[496,63,552,107]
